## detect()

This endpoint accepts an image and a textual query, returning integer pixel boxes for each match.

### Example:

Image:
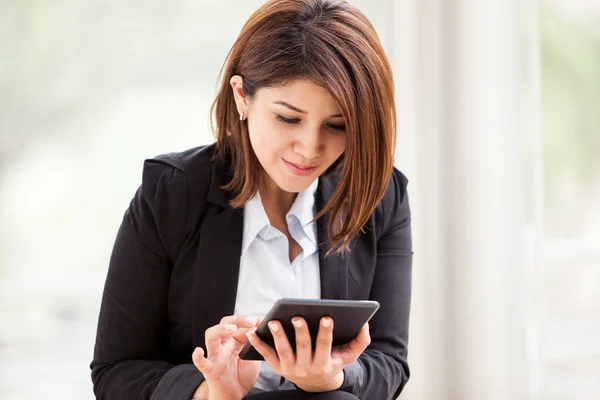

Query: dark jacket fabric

[91,144,413,400]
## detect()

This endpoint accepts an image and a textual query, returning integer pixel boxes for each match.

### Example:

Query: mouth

[282,158,319,176]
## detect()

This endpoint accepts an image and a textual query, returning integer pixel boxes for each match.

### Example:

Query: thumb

[192,347,213,374]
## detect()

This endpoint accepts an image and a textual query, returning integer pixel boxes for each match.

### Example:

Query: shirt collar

[242,190,271,255]
[241,178,319,255]
[286,178,319,245]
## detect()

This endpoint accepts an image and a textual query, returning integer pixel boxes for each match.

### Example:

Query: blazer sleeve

[90,158,205,400]
[341,168,413,399]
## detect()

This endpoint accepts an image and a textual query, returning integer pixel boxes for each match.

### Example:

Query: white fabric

[234,179,321,392]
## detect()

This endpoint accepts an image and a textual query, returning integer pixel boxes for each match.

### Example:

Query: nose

[293,126,323,161]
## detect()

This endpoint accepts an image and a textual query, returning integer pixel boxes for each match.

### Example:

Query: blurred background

[0,0,598,399]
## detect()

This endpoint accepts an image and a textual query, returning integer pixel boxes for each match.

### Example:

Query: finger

[269,320,295,370]
[292,317,312,376]
[246,328,280,370]
[206,331,256,380]
[192,347,214,375]
[347,322,371,354]
[219,316,261,345]
[215,334,245,364]
[205,323,238,355]
[312,317,334,372]
[230,329,254,345]
[220,315,259,328]
[331,323,370,366]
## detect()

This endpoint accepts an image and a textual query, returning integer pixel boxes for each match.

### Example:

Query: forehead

[254,79,341,112]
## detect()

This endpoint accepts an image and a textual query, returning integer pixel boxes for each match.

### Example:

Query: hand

[246,317,370,393]
[192,315,263,400]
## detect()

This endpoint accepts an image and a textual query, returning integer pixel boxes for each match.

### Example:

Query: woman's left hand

[245,317,370,393]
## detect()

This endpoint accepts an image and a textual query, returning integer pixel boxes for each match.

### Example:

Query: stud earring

[240,112,245,121]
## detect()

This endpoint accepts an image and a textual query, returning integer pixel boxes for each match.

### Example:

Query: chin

[273,175,315,194]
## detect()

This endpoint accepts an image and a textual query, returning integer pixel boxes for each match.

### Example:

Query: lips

[282,158,318,177]
[286,160,317,170]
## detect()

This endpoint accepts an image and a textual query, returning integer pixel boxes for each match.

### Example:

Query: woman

[90,0,412,399]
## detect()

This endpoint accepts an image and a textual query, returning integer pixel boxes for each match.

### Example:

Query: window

[540,0,600,397]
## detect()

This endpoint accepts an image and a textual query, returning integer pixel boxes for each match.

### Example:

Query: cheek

[247,116,288,161]
[327,135,346,159]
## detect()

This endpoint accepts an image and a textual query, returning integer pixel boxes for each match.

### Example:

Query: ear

[230,75,248,117]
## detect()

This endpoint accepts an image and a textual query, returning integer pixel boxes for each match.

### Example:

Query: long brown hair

[211,0,396,255]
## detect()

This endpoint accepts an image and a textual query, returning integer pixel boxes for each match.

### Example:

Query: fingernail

[225,324,237,331]
[245,317,257,325]
[269,322,279,332]
[246,331,255,340]
[292,318,302,328]
[322,318,331,328]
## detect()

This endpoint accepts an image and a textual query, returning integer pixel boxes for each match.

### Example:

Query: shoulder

[144,143,217,178]
[382,167,409,206]
[140,143,218,196]
[373,167,410,236]
[131,143,220,260]
[135,143,220,222]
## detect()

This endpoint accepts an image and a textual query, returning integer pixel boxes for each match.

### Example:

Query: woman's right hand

[191,315,263,400]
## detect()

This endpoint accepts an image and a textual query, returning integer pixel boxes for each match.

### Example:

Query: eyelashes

[276,114,301,125]
[326,123,347,132]
[275,114,346,132]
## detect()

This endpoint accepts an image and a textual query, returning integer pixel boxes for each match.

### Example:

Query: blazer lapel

[317,174,349,300]
[193,156,243,346]
[192,159,350,348]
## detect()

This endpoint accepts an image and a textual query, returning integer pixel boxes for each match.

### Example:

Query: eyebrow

[273,101,343,118]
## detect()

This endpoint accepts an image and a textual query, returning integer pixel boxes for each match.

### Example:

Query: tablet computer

[239,298,379,361]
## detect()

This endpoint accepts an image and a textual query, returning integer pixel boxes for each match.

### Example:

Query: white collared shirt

[234,179,321,392]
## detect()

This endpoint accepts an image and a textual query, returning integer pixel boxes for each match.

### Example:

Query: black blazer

[91,144,412,400]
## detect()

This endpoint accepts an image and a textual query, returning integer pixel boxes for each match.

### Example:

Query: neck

[259,176,297,221]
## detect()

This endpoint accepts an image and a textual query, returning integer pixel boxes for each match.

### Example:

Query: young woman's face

[237,79,347,194]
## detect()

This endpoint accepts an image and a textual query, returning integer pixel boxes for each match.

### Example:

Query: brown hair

[211,0,396,255]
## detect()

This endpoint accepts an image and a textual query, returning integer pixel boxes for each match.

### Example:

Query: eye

[276,114,301,125]
[327,123,346,132]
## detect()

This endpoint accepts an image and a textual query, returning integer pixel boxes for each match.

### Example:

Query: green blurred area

[541,3,600,238]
